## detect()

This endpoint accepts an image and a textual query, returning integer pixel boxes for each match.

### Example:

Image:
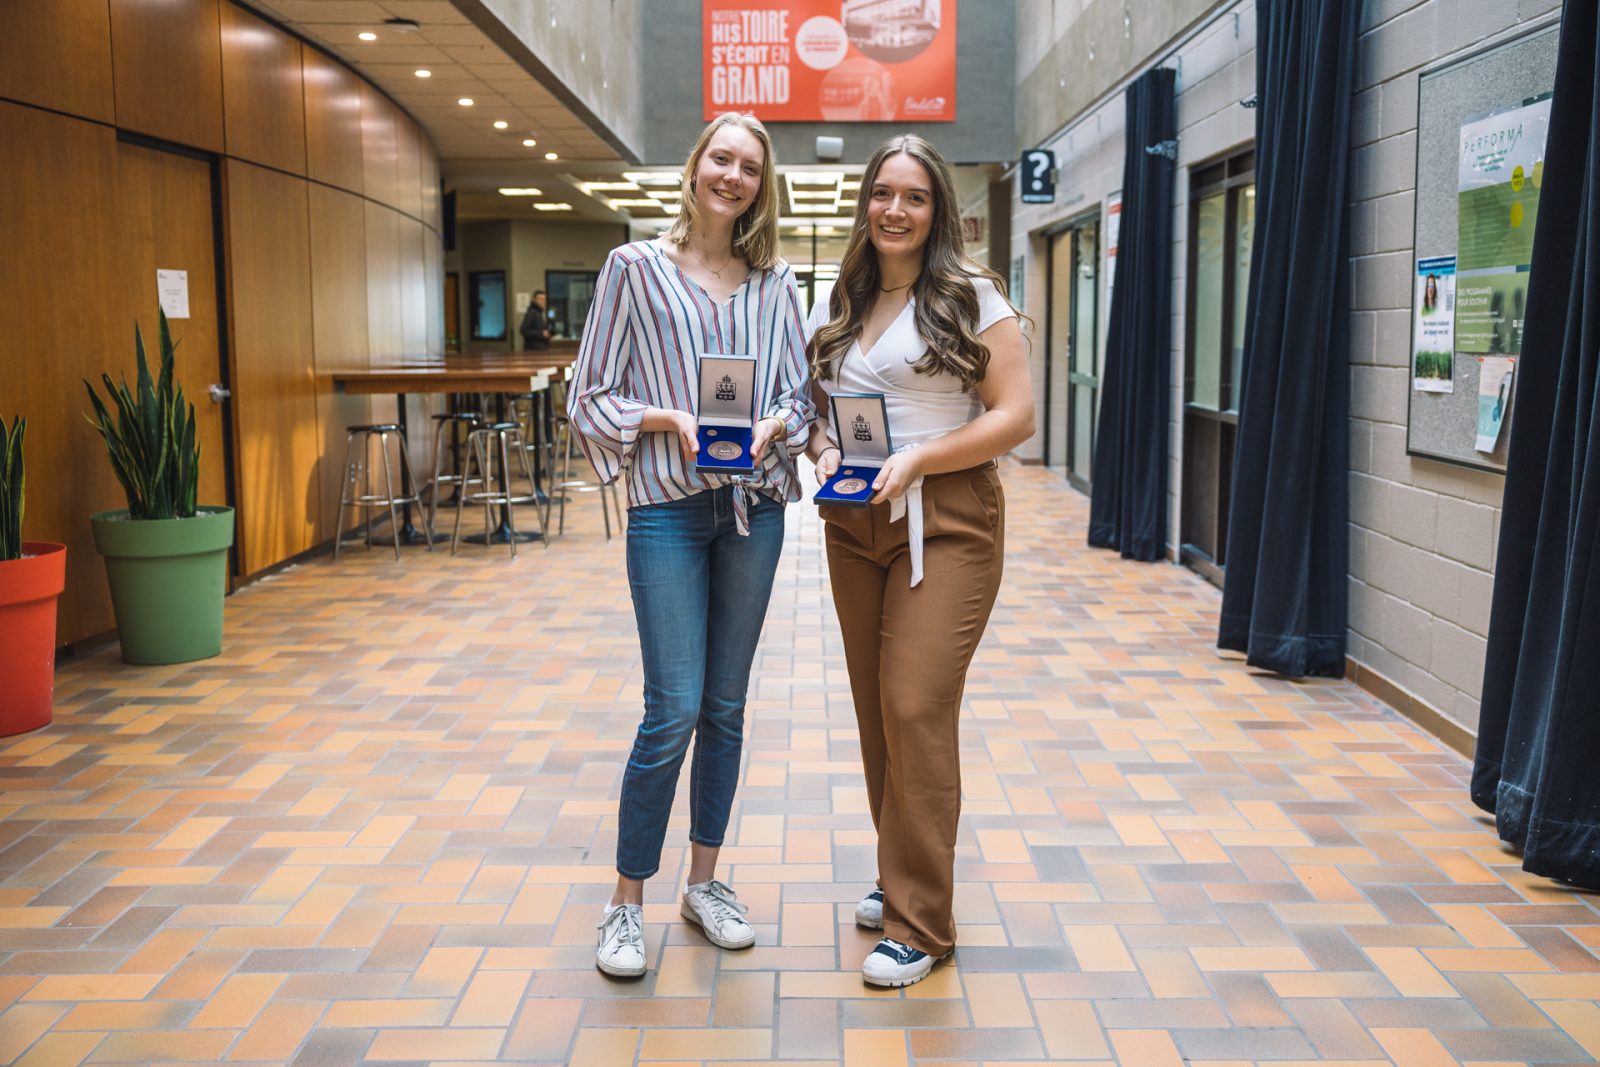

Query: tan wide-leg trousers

[822,463,1005,957]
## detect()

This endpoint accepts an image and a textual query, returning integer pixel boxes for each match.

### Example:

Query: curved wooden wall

[0,0,444,646]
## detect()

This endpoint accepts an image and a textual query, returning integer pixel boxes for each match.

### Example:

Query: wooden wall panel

[420,140,441,232]
[223,159,320,576]
[307,185,371,544]
[303,47,364,195]
[424,227,444,357]
[109,0,224,152]
[0,103,124,645]
[363,201,402,423]
[114,143,230,519]
[0,0,114,121]
[395,112,424,220]
[399,217,428,358]
[220,3,306,175]
[360,82,398,210]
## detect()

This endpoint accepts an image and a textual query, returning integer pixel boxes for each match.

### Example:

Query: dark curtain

[1472,2,1600,889]
[1088,68,1176,562]
[1216,0,1361,677]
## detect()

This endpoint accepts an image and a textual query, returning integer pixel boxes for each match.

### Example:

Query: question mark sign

[1027,151,1051,192]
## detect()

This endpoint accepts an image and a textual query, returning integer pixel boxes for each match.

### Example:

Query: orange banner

[703,1,956,123]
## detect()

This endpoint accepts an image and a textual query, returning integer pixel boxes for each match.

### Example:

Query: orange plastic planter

[0,542,66,736]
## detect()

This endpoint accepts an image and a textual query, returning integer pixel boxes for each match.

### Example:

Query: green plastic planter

[90,506,234,665]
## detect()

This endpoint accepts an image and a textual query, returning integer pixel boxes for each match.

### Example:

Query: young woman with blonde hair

[805,134,1034,987]
[568,112,814,977]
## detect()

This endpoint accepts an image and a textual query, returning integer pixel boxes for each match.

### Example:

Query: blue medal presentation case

[695,354,758,474]
[816,392,892,507]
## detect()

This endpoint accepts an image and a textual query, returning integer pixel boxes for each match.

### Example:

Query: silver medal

[708,440,744,460]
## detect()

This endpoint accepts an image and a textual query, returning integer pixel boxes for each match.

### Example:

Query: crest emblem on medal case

[852,414,873,442]
[716,375,737,401]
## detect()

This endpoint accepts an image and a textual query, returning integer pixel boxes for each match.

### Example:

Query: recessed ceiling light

[358,31,377,41]
[522,138,537,147]
[581,182,643,192]
[533,203,572,212]
[493,120,508,129]
[603,199,664,208]
[457,97,474,107]
[414,69,431,78]
[497,188,543,196]
[544,152,558,160]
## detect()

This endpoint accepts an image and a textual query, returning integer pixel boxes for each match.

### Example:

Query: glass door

[1181,151,1254,586]
[1067,222,1099,490]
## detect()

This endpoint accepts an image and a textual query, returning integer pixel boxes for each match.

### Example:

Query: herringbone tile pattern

[2,464,1595,1065]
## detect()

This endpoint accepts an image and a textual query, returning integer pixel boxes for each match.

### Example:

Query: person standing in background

[520,289,551,351]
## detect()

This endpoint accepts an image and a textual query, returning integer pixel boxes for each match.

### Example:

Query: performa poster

[1455,95,1551,355]
[703,1,956,122]
[1476,355,1515,452]
[1412,256,1456,392]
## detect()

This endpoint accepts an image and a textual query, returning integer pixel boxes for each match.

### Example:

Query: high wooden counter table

[333,354,575,545]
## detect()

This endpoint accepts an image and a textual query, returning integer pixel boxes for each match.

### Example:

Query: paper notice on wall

[1104,192,1121,308]
[157,270,189,319]
[1475,355,1515,452]
[1412,256,1456,393]
[515,291,532,315]
[1456,95,1550,355]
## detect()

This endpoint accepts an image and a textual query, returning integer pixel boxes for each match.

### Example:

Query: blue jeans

[615,487,785,880]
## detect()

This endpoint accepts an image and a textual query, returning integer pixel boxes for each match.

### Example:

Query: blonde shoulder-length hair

[665,113,782,272]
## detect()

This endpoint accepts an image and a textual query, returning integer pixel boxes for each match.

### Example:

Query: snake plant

[84,309,200,521]
[0,415,23,561]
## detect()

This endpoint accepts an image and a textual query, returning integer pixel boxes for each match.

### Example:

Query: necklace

[691,243,735,280]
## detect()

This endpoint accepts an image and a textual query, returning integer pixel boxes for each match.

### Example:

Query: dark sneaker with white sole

[861,936,946,987]
[854,888,884,929]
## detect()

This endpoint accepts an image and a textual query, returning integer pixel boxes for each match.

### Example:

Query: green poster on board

[1455,95,1551,355]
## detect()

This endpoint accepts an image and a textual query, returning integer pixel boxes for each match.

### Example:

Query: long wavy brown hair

[809,134,1015,390]
[665,113,782,272]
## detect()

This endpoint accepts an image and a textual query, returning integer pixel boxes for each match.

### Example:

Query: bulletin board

[1405,22,1558,472]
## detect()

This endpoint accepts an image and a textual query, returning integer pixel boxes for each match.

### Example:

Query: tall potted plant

[0,416,66,734]
[85,310,234,665]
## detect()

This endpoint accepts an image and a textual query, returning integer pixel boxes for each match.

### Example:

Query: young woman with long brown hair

[568,112,814,977]
[805,134,1034,987]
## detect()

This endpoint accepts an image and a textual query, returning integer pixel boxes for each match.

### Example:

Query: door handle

[209,384,231,403]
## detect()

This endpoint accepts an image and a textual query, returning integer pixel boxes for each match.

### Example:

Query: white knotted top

[806,275,1016,585]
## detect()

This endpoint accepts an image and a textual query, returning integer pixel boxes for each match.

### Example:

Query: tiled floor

[5,464,1598,1066]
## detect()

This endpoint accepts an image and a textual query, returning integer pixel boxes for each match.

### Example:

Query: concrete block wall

[1346,0,1558,734]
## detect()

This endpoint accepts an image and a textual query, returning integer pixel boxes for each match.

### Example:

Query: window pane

[1192,193,1225,410]
[1228,185,1256,413]
[1074,222,1098,377]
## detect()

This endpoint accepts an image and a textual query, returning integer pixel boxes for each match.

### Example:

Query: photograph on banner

[1455,94,1551,355]
[1412,256,1456,392]
[1475,355,1515,453]
[703,1,956,122]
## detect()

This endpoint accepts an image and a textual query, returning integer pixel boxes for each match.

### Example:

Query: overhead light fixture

[603,199,665,208]
[544,152,559,161]
[493,121,508,130]
[414,69,431,78]
[789,172,845,185]
[458,97,474,107]
[662,203,682,214]
[533,203,572,212]
[791,204,836,214]
[789,190,837,200]
[358,31,377,41]
[498,187,543,196]
[522,139,537,147]
[623,171,683,187]
[645,189,681,200]
[581,182,643,192]
[384,17,420,33]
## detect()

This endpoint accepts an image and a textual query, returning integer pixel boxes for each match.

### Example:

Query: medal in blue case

[695,354,758,473]
[815,392,891,507]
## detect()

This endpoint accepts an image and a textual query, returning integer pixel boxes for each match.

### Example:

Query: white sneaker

[680,879,755,949]
[861,937,945,988]
[854,888,884,929]
[595,902,646,977]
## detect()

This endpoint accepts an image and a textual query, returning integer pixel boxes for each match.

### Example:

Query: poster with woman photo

[1412,255,1456,392]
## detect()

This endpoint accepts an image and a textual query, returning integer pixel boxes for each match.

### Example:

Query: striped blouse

[566,240,815,526]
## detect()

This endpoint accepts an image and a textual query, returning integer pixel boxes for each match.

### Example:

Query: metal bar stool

[334,423,430,561]
[427,411,485,536]
[451,421,548,557]
[507,391,555,525]
[553,414,624,541]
